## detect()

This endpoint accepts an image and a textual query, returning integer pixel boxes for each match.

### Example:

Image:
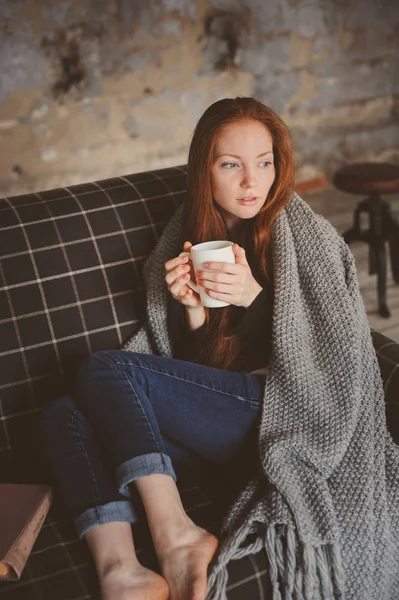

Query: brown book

[0,484,52,581]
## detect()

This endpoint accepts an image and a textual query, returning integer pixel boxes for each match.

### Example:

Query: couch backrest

[0,166,187,462]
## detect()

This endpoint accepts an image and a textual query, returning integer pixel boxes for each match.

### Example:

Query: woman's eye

[221,161,272,169]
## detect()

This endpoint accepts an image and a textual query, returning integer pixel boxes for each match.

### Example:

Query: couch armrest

[0,484,52,580]
[371,329,399,445]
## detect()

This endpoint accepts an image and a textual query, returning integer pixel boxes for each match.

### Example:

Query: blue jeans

[41,351,264,539]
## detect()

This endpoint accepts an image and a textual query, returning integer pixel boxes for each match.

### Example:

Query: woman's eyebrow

[214,151,274,159]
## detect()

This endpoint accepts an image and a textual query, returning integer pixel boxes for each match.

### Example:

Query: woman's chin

[236,205,261,219]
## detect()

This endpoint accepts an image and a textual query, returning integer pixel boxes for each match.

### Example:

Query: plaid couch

[1,165,398,600]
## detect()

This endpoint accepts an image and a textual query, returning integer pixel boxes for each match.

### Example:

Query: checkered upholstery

[1,166,398,599]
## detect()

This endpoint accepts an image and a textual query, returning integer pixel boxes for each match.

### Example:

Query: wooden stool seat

[333,162,399,195]
[332,162,399,318]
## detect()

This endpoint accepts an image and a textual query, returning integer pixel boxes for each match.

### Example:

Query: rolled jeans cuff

[74,500,136,539]
[117,452,177,497]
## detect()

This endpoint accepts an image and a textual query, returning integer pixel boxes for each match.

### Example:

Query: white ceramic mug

[179,240,235,308]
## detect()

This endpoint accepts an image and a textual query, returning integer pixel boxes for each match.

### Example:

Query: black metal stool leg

[368,195,391,318]
[343,201,368,246]
[344,194,394,317]
[372,242,390,318]
[385,205,399,284]
[389,238,399,284]
[343,227,358,245]
[368,243,377,276]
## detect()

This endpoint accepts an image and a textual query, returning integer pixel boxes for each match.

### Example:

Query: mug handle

[178,251,200,294]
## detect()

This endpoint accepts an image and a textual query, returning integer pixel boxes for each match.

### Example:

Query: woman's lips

[237,196,259,205]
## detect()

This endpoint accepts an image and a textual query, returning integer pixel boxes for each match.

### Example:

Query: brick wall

[0,0,398,196]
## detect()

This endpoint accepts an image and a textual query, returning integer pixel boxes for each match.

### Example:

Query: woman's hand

[195,243,262,308]
[165,242,205,331]
[165,241,202,309]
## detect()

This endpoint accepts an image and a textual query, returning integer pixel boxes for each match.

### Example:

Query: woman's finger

[202,261,239,274]
[197,271,234,285]
[165,263,190,286]
[170,274,202,307]
[165,255,188,272]
[200,279,234,294]
[169,272,191,297]
[204,288,233,300]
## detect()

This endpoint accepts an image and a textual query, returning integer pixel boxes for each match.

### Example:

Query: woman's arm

[235,287,271,340]
[168,301,207,362]
[185,306,206,331]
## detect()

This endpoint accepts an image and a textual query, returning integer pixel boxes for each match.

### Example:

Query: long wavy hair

[180,97,294,370]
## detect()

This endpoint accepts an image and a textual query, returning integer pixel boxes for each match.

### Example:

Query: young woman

[41,97,286,600]
[41,97,399,600]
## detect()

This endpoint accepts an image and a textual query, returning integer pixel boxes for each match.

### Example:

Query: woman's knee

[77,350,124,383]
[42,395,75,425]
[77,350,146,395]
[41,395,77,450]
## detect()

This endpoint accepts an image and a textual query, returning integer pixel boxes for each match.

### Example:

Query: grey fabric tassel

[265,525,282,598]
[286,524,297,598]
[208,522,346,600]
[206,521,258,599]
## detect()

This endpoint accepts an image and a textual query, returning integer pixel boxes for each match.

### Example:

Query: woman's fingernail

[203,263,208,268]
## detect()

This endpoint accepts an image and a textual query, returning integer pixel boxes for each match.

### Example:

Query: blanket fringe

[265,524,346,600]
[315,545,334,598]
[206,521,258,600]
[286,524,297,597]
[206,522,346,600]
[329,541,346,598]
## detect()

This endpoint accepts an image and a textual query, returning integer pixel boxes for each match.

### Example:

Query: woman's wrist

[243,282,263,308]
[185,305,206,331]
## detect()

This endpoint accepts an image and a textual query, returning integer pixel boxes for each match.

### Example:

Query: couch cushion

[0,167,187,462]
[371,329,399,445]
[0,166,273,600]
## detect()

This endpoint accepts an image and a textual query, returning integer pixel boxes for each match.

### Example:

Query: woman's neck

[227,221,246,244]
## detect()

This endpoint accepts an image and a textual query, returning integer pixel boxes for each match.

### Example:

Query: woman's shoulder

[143,203,185,277]
[288,192,343,242]
[279,192,350,275]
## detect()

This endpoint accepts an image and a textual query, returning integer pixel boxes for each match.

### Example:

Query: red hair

[180,97,294,370]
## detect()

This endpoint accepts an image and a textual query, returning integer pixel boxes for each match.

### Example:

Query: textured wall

[0,0,398,196]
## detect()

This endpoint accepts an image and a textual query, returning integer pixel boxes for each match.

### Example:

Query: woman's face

[210,120,276,232]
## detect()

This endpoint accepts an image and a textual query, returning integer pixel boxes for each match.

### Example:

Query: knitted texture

[122,193,399,599]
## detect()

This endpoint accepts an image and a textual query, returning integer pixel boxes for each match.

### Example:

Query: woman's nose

[241,169,257,187]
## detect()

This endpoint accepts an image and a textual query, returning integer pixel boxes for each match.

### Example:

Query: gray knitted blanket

[122,192,399,599]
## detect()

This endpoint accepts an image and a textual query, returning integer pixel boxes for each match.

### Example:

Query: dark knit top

[167,283,273,373]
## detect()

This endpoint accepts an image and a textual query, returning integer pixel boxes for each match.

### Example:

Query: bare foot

[100,561,169,600]
[156,525,219,600]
